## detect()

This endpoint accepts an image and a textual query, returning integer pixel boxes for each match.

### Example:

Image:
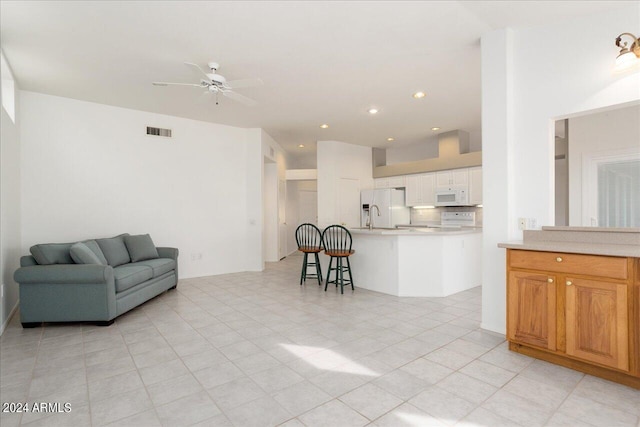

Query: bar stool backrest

[295,223,323,250]
[321,225,352,253]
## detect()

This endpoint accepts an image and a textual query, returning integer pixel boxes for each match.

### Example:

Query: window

[1,51,16,123]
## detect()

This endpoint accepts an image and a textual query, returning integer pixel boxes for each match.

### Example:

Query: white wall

[568,104,640,225]
[0,60,21,333]
[481,6,640,334]
[20,91,264,279]
[317,140,373,228]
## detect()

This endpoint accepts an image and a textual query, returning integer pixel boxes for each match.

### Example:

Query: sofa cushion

[70,242,103,265]
[30,243,74,265]
[113,265,153,292]
[129,258,176,278]
[124,234,159,262]
[96,234,131,267]
[82,240,108,265]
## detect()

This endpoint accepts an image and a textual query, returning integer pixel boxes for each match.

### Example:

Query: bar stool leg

[345,256,354,290]
[324,257,333,291]
[339,257,344,294]
[300,252,308,285]
[314,252,322,285]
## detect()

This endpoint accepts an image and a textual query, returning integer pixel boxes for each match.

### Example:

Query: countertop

[350,227,482,236]
[498,227,640,257]
[498,241,640,257]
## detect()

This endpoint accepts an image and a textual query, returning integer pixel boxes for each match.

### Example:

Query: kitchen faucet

[368,204,381,230]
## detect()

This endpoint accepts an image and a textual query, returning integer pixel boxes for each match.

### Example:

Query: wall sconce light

[615,33,640,71]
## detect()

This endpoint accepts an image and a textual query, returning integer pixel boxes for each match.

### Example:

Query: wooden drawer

[509,250,628,280]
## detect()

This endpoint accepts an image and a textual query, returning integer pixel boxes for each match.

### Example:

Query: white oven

[435,188,468,206]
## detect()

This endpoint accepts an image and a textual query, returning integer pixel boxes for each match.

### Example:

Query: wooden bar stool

[295,223,323,286]
[322,225,355,294]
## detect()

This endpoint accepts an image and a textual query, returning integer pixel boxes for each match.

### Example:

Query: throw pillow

[96,234,131,267]
[82,240,109,265]
[30,243,74,265]
[70,242,103,265]
[124,234,159,262]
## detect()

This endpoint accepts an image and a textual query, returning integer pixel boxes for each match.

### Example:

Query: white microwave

[435,188,468,206]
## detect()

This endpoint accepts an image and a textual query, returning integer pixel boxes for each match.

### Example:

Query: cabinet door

[405,175,422,206]
[565,277,629,371]
[508,271,557,350]
[436,171,452,187]
[452,169,469,186]
[469,167,482,205]
[420,173,435,205]
[388,176,406,188]
[374,178,389,189]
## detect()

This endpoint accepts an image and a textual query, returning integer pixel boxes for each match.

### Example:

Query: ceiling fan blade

[224,78,263,89]
[152,81,204,87]
[222,90,257,107]
[184,62,212,82]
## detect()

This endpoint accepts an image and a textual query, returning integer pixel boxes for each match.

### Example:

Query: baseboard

[0,299,19,336]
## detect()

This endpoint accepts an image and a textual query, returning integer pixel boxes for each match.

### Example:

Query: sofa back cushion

[70,242,104,265]
[30,243,74,265]
[124,234,159,263]
[96,234,131,267]
[82,240,109,265]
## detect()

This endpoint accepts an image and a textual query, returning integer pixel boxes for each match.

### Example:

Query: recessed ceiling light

[387,137,395,142]
[368,108,379,114]
[431,127,440,131]
[320,124,329,129]
[413,91,426,99]
[298,144,305,148]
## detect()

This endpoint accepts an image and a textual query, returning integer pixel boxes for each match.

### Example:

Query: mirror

[555,104,640,227]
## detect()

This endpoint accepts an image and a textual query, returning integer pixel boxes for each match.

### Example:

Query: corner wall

[481,6,640,334]
[0,78,21,333]
[317,140,373,228]
[20,91,264,279]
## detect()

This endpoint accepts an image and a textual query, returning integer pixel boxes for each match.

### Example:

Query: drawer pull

[566,281,573,286]
[547,278,554,283]
[556,257,563,262]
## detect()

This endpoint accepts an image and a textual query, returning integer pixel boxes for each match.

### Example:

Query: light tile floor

[1,253,639,427]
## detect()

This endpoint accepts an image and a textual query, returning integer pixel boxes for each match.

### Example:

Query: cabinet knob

[556,257,563,262]
[547,278,554,283]
[566,281,573,286]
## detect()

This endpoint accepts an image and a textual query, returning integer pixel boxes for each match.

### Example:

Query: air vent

[146,126,172,137]
[269,147,275,158]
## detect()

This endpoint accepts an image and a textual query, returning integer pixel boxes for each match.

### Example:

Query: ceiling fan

[153,61,262,106]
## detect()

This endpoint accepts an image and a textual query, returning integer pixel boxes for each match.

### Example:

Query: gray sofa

[13,233,178,328]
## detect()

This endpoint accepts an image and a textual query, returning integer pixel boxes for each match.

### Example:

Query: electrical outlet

[518,218,526,230]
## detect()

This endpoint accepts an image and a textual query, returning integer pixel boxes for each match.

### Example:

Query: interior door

[278,179,287,260]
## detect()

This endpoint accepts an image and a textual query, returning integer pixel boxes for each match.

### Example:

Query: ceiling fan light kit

[152,61,262,106]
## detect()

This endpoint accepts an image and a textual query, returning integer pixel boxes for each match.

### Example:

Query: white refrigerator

[360,189,410,228]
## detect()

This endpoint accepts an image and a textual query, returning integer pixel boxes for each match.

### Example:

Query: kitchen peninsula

[346,227,482,297]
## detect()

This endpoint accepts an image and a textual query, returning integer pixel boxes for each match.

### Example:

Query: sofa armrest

[14,264,114,285]
[157,247,179,260]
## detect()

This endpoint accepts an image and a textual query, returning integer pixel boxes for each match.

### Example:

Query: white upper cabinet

[405,173,435,206]
[436,169,469,188]
[375,176,406,189]
[469,166,483,205]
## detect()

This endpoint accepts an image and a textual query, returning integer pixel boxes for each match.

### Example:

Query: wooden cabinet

[507,249,639,388]
[507,271,557,350]
[469,166,482,205]
[405,173,435,206]
[565,277,628,371]
[436,169,468,188]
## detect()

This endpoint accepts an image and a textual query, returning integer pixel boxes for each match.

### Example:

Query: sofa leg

[169,285,177,290]
[95,320,114,327]
[22,322,41,328]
